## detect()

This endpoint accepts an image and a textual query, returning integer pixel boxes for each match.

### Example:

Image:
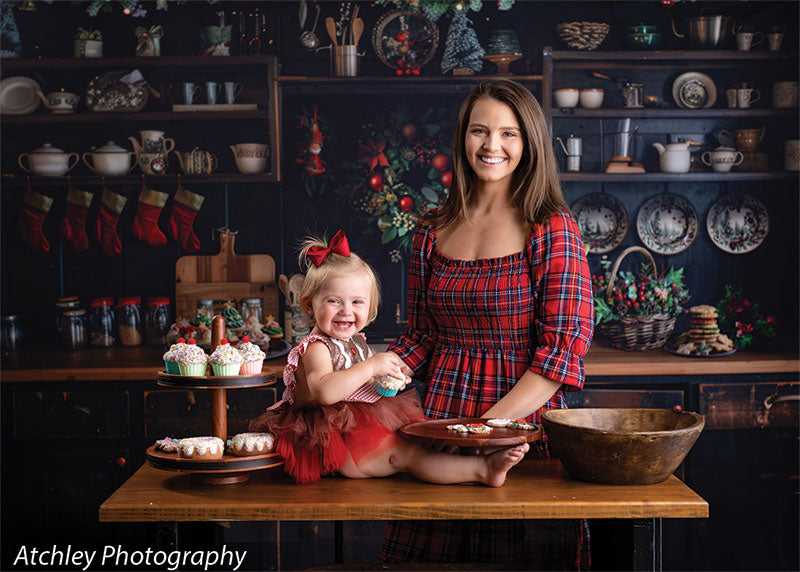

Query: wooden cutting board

[174,230,279,322]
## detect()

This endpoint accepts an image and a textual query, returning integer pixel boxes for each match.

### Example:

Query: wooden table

[100,459,708,571]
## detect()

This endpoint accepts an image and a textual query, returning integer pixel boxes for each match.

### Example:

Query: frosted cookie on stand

[178,437,224,460]
[237,336,266,374]
[228,432,276,456]
[208,339,243,376]
[162,337,187,374]
[242,315,269,348]
[175,339,208,376]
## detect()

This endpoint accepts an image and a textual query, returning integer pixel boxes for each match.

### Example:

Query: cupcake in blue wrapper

[375,375,405,397]
[162,337,187,374]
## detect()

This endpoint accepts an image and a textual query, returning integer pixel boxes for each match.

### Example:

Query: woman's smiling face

[464,96,524,185]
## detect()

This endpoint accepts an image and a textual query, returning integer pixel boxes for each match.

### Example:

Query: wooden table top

[99,459,708,523]
[3,344,798,382]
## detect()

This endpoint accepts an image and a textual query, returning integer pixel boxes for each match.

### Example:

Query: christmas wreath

[338,104,451,260]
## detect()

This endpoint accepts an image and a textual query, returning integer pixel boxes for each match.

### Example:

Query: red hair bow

[307,229,351,267]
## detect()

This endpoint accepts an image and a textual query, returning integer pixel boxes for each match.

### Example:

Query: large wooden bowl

[541,408,704,485]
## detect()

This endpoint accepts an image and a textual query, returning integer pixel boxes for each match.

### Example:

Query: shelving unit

[1,54,281,182]
[1,173,275,188]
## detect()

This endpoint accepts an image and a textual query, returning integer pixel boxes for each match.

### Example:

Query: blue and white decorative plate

[571,193,629,254]
[707,193,769,254]
[636,193,698,255]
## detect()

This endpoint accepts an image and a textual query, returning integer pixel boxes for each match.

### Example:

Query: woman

[381,79,594,568]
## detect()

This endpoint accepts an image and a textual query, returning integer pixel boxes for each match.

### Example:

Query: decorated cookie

[178,436,224,460]
[486,418,514,428]
[155,436,179,453]
[228,432,276,456]
[446,424,469,432]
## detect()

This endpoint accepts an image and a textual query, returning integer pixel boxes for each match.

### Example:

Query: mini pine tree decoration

[441,10,484,75]
[0,0,22,57]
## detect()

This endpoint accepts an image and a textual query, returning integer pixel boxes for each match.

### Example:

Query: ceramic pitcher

[129,130,175,175]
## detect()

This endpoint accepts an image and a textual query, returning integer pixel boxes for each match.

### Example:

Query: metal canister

[1,315,21,351]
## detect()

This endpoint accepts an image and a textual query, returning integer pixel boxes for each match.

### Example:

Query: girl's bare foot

[482,443,529,487]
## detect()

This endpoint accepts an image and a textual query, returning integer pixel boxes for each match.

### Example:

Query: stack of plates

[0,76,41,115]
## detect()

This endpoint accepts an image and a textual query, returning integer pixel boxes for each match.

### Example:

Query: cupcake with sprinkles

[374,374,406,397]
[208,339,243,376]
[237,336,266,375]
[162,337,187,374]
[175,338,208,376]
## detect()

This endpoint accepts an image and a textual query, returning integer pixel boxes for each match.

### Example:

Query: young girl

[249,229,529,486]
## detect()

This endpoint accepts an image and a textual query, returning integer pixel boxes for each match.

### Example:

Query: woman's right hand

[367,351,408,381]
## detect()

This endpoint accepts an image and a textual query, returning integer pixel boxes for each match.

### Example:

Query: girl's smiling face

[465,96,524,185]
[307,272,372,340]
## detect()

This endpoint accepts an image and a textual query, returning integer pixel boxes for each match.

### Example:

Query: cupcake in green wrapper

[176,339,208,376]
[163,337,187,374]
[209,339,243,376]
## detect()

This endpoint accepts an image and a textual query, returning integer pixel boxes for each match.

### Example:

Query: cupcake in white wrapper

[237,336,266,374]
[375,375,405,397]
[176,339,208,376]
[208,339,243,376]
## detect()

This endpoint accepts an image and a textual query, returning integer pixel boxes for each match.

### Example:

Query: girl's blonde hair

[297,234,381,323]
[429,78,568,230]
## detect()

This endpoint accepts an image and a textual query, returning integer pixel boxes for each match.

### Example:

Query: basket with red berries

[593,246,690,351]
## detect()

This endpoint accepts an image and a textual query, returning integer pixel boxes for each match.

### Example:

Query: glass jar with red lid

[117,297,143,346]
[88,297,115,347]
[145,297,171,345]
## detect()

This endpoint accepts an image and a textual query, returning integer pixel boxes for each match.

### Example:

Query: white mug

[230,143,268,174]
[223,81,243,104]
[737,88,761,109]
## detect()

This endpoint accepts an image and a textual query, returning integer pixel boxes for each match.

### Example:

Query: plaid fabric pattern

[383,210,594,567]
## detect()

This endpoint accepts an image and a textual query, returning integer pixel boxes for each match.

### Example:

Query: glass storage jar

[195,299,214,323]
[1,315,21,351]
[145,297,171,345]
[116,297,142,346]
[88,297,115,347]
[55,296,81,338]
[62,309,87,350]
[239,297,263,324]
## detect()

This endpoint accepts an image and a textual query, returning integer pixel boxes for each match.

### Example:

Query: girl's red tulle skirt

[249,390,426,484]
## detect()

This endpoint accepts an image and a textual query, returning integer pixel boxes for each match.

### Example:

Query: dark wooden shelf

[1,173,277,187]
[561,172,798,182]
[552,108,798,118]
[277,75,542,83]
[0,55,275,70]
[2,110,268,124]
[549,49,797,62]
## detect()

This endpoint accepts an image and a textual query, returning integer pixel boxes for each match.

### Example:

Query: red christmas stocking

[19,191,54,254]
[131,187,168,247]
[96,190,127,256]
[167,187,205,253]
[60,188,94,252]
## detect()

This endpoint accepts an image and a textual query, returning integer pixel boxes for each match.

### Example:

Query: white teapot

[83,141,137,176]
[652,140,691,173]
[18,143,79,177]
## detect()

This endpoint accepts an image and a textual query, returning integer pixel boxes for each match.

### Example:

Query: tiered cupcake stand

[145,316,283,484]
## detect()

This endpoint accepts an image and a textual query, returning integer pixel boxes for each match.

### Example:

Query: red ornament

[369,174,384,191]
[661,0,674,5]
[432,153,449,171]
[399,196,414,212]
[395,69,403,76]
[440,171,452,187]
[395,31,408,42]
[401,123,417,140]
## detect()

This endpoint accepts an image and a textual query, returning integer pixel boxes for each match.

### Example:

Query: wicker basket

[556,21,610,51]
[596,246,676,351]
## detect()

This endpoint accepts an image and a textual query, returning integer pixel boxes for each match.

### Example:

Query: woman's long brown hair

[429,79,567,230]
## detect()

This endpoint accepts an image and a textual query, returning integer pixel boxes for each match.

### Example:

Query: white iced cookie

[229,432,276,457]
[178,436,224,460]
[446,424,469,432]
[486,418,514,428]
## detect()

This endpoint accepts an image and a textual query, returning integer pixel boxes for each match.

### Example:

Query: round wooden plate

[145,445,283,473]
[400,417,542,448]
[157,371,276,388]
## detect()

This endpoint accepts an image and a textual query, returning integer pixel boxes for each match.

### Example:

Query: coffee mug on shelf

[223,81,243,104]
[737,88,761,109]
[734,127,767,152]
[204,81,221,105]
[726,88,738,108]
[785,139,800,171]
[736,29,762,51]
[182,82,200,105]
[773,81,798,108]
[766,26,784,50]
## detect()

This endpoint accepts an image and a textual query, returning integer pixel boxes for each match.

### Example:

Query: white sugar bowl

[18,143,79,177]
[83,141,136,176]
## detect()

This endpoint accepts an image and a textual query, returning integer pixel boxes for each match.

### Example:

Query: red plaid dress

[381,210,594,568]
